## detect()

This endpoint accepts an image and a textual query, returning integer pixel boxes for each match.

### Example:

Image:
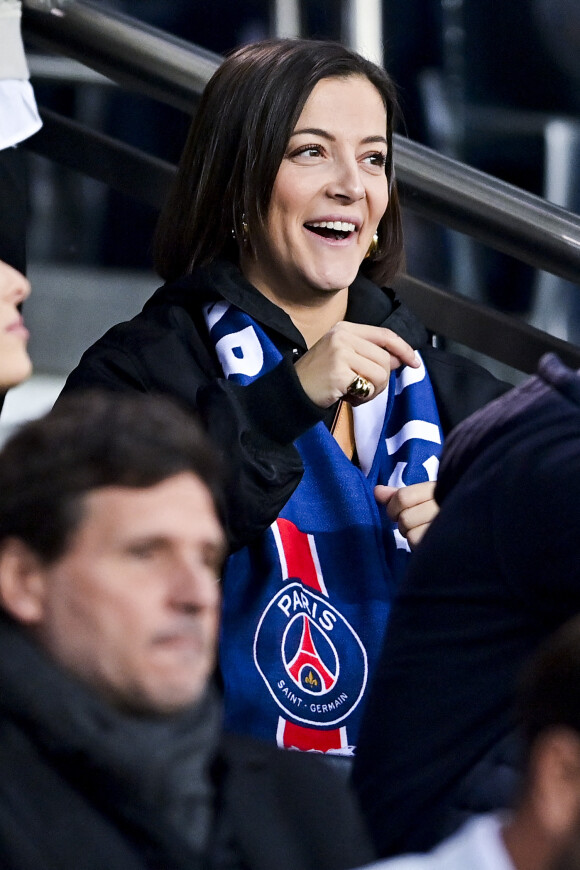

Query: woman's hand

[294,322,419,409]
[375,482,438,550]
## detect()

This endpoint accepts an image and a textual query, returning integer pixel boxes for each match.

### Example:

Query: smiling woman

[60,38,508,755]
[241,75,391,347]
[0,259,31,392]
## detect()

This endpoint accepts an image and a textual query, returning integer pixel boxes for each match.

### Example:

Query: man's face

[33,473,225,715]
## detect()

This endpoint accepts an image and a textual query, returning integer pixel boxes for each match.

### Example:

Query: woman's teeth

[308,220,356,233]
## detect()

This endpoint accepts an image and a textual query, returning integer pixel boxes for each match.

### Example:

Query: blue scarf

[205,300,443,754]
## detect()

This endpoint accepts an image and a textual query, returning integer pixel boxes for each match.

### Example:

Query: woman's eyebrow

[291,127,335,140]
[290,127,388,146]
[361,135,388,146]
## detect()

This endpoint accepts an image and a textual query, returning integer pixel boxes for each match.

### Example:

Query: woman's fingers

[294,322,419,408]
[404,521,434,551]
[375,482,439,550]
[357,324,419,371]
[331,323,419,372]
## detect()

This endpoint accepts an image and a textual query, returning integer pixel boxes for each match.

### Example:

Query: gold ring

[346,374,372,399]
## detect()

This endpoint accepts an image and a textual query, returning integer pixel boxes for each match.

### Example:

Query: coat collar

[147,259,429,350]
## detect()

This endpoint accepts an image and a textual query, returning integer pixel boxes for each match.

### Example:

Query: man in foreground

[0,391,374,870]
[360,614,580,870]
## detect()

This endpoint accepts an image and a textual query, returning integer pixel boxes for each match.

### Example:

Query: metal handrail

[395,143,580,286]
[30,108,175,210]
[23,0,220,112]
[21,0,580,374]
[394,274,580,372]
[23,0,580,288]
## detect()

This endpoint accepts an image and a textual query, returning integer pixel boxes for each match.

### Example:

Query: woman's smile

[303,217,360,244]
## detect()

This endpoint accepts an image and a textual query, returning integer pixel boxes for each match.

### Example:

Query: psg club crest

[253,582,368,727]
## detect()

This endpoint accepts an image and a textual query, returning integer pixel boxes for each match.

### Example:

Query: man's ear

[0,538,47,625]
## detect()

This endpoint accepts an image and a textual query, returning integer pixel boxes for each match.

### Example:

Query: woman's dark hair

[154,38,404,286]
[0,391,224,564]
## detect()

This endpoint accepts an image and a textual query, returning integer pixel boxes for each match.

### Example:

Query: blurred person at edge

[60,38,508,756]
[356,615,580,870]
[0,259,31,393]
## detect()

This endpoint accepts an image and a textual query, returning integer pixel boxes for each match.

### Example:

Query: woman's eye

[290,144,323,159]
[364,152,387,168]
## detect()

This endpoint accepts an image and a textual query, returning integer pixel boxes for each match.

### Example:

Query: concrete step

[25,263,159,375]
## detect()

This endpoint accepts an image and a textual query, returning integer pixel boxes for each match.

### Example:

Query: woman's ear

[0,538,47,624]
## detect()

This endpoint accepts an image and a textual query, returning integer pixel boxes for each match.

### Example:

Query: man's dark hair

[0,391,224,563]
[154,37,403,286]
[518,615,580,758]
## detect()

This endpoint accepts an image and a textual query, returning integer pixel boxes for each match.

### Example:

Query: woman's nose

[14,274,31,305]
[0,263,31,305]
[326,157,365,202]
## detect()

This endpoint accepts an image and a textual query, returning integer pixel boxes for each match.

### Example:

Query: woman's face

[241,74,390,309]
[0,261,32,391]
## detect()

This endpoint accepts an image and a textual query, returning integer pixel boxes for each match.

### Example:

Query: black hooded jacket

[60,260,508,550]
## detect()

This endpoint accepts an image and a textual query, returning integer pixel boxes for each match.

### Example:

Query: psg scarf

[205,300,443,754]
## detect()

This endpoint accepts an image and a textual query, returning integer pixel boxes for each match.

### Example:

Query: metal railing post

[342,0,383,64]
[272,0,301,37]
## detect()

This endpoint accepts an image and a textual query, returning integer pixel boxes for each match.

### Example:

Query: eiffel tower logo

[287,615,337,694]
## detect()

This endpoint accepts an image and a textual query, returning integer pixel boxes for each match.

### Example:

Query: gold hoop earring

[365,232,379,259]
[232,214,249,246]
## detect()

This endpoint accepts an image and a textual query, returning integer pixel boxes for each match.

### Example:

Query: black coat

[0,613,375,870]
[60,260,509,550]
